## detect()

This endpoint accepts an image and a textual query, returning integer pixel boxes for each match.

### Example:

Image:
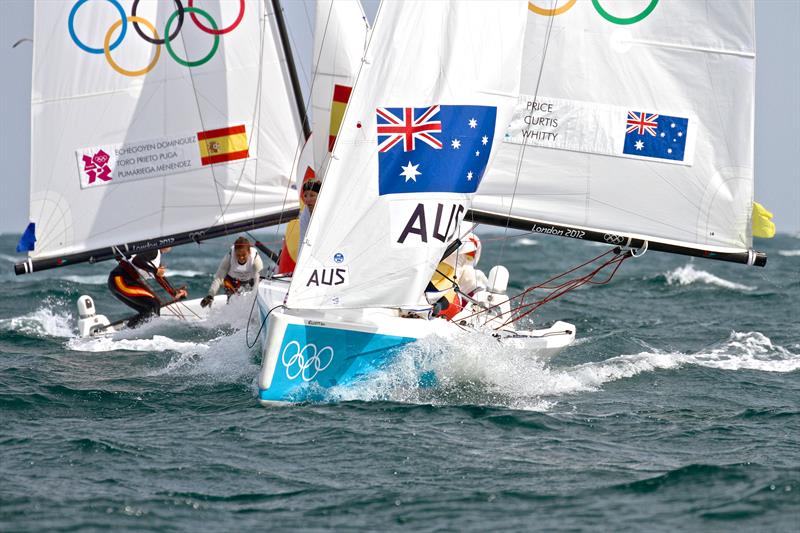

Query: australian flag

[377,105,496,195]
[623,111,689,162]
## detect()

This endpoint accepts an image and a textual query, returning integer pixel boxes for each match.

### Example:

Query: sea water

[1,231,798,531]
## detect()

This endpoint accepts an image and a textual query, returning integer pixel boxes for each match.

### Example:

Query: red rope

[457,247,631,328]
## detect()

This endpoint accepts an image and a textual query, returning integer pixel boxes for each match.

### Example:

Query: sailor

[107,247,187,328]
[200,237,264,307]
[424,232,485,320]
[298,179,321,252]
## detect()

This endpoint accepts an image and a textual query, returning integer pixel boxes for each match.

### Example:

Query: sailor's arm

[252,253,264,287]
[206,253,231,296]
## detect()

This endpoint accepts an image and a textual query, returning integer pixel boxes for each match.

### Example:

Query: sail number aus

[391,201,466,247]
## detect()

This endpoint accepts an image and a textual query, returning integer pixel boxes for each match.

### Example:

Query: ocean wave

[777,250,800,257]
[512,237,538,247]
[664,264,756,292]
[0,306,74,338]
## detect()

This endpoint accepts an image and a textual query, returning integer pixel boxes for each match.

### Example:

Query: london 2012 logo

[68,0,245,77]
[82,149,113,184]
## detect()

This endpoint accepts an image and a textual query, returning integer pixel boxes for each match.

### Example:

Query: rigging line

[267,0,326,255]
[497,0,557,264]
[179,1,266,237]
[299,3,383,260]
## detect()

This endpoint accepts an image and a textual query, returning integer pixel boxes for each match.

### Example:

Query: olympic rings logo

[281,341,335,382]
[603,233,625,245]
[529,0,659,25]
[68,0,245,77]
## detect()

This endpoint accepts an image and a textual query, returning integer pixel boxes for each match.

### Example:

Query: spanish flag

[328,84,352,152]
[752,201,776,238]
[197,125,249,166]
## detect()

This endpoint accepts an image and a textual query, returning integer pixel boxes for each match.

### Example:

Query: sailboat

[253,0,770,404]
[14,0,309,333]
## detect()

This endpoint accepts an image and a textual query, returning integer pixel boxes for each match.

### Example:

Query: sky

[0,0,798,236]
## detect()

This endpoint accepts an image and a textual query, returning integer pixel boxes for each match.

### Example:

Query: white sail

[27,0,301,261]
[286,0,528,309]
[475,0,756,252]
[310,0,368,175]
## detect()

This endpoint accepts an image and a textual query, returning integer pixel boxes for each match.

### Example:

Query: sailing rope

[456,247,632,329]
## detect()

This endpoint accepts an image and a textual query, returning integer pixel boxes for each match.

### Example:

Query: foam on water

[778,249,800,257]
[52,269,206,285]
[330,330,799,410]
[66,334,208,354]
[664,264,756,291]
[151,329,259,383]
[512,237,539,247]
[0,305,74,338]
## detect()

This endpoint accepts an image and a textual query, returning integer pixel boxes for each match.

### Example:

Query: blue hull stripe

[259,323,415,402]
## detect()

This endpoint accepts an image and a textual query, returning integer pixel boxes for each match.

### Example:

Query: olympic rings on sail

[591,0,659,25]
[528,0,659,25]
[105,16,161,77]
[188,0,245,35]
[68,0,245,76]
[528,0,576,17]
[165,7,219,67]
[69,0,127,54]
[131,0,183,45]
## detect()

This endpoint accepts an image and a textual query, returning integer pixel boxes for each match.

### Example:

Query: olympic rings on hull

[68,0,247,76]
[528,0,659,24]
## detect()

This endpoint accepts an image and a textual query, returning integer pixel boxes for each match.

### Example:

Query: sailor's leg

[107,274,160,326]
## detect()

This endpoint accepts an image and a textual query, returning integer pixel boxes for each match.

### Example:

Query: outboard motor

[77,295,113,337]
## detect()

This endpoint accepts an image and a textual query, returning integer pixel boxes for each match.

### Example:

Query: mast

[271,0,311,141]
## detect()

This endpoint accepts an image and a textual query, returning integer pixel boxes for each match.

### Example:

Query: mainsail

[17,0,302,274]
[286,0,529,309]
[473,0,765,266]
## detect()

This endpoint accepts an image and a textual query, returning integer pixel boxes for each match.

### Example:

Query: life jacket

[227,246,257,281]
[133,250,161,280]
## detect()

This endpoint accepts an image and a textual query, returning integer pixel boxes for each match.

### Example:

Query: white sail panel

[311,0,368,175]
[476,0,756,251]
[287,0,528,309]
[28,0,301,260]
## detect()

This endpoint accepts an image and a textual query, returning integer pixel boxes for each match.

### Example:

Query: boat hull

[255,279,576,404]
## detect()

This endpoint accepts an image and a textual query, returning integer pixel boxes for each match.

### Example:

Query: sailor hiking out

[107,247,187,328]
[201,237,264,307]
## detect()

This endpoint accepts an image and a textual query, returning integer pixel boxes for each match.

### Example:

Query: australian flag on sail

[377,105,496,195]
[623,111,689,162]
